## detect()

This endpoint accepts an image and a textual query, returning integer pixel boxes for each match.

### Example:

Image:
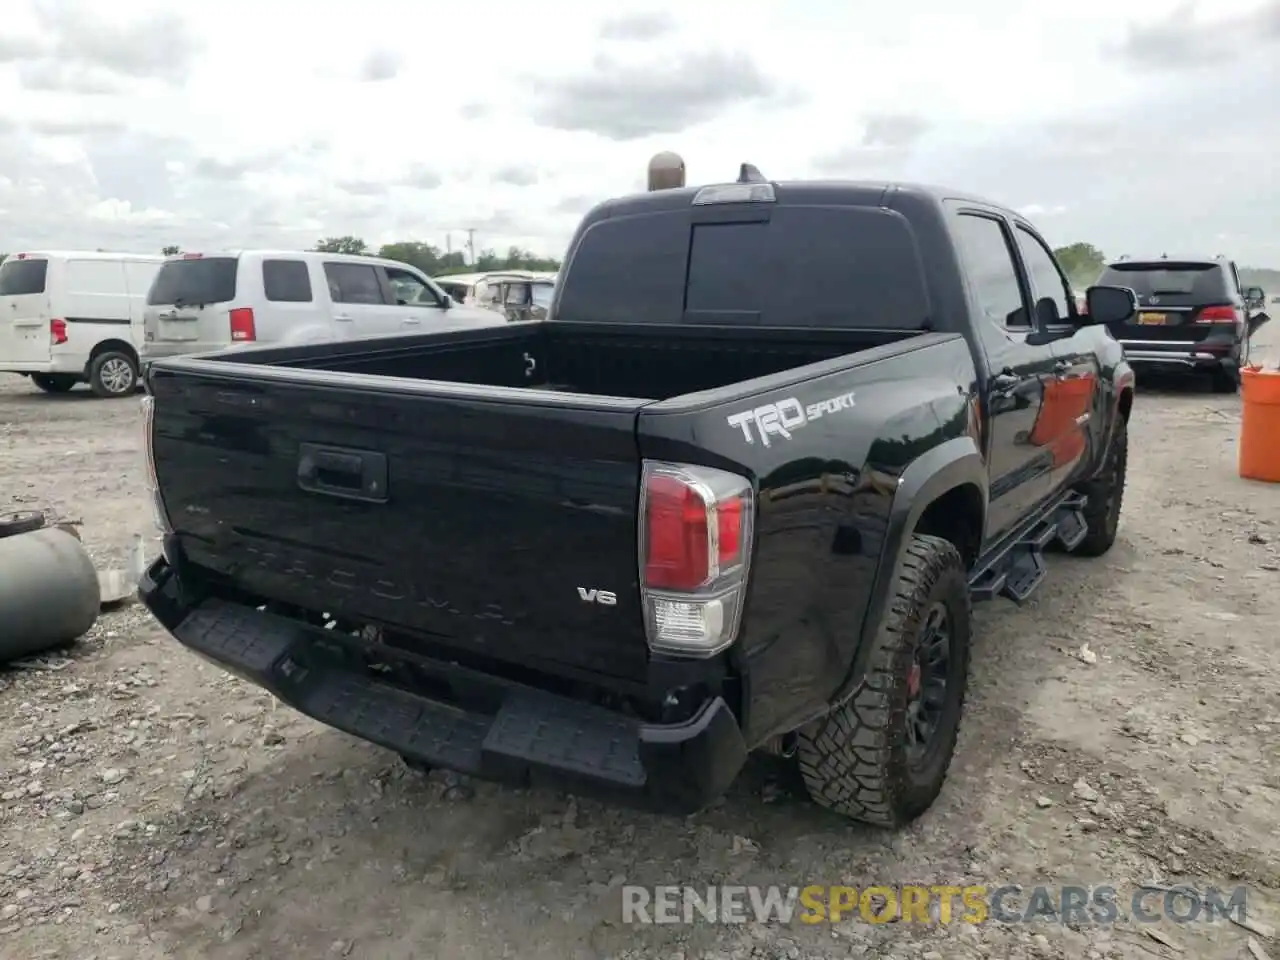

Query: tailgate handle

[297,443,388,503]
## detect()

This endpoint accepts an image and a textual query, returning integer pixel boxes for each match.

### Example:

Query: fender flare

[829,435,988,709]
[1095,361,1135,475]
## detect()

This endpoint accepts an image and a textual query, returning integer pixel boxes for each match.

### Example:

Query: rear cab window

[148,256,238,306]
[1097,262,1230,302]
[0,258,49,296]
[556,202,932,329]
[262,259,313,303]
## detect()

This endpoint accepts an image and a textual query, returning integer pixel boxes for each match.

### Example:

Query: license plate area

[159,316,199,341]
[1137,312,1168,325]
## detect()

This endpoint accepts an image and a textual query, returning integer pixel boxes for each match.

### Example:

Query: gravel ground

[1,330,1278,960]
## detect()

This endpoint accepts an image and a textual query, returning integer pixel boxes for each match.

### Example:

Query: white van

[141,250,504,364]
[0,251,164,396]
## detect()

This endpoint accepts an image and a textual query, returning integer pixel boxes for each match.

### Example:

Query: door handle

[297,443,388,503]
[402,317,421,325]
[333,314,353,322]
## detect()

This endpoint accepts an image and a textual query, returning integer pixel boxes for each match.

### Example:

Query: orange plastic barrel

[1239,366,1280,482]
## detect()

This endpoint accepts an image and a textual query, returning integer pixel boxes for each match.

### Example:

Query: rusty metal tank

[0,527,101,661]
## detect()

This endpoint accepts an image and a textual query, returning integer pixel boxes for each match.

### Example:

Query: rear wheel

[796,534,971,828]
[31,374,76,393]
[88,350,138,398]
[1211,367,1240,394]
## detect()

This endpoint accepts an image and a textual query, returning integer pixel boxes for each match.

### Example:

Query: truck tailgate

[148,365,652,681]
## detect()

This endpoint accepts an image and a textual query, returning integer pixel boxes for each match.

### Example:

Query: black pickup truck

[139,171,1137,828]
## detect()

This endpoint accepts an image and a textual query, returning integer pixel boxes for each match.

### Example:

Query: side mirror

[1084,284,1137,325]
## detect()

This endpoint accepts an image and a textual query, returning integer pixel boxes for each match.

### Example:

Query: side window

[505,282,531,306]
[1013,227,1071,324]
[323,262,385,305]
[954,214,1028,328]
[384,267,440,307]
[263,259,313,303]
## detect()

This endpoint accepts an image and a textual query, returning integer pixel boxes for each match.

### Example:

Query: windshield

[0,258,49,296]
[1097,262,1227,300]
[147,257,238,306]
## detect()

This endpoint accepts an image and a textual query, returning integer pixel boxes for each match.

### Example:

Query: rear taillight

[140,395,173,536]
[50,318,67,345]
[229,307,256,342]
[1197,306,1241,324]
[639,461,754,657]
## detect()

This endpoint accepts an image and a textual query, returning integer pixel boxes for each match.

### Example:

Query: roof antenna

[737,163,766,184]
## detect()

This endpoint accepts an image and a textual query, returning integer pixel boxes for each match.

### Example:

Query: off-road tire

[796,534,971,828]
[1070,416,1128,557]
[88,350,138,398]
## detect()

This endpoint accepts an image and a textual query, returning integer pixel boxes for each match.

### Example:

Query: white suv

[141,250,503,365]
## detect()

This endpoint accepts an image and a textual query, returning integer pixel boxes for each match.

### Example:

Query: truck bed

[183,322,924,401]
[144,322,933,697]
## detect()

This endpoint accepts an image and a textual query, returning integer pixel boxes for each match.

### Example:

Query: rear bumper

[0,358,85,376]
[139,556,748,814]
[1119,340,1238,371]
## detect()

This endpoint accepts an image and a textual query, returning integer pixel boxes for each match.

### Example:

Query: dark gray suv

[1095,256,1256,393]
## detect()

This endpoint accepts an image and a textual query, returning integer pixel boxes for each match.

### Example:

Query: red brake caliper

[907,663,921,698]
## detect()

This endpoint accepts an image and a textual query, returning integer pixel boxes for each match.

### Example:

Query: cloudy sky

[0,0,1276,264]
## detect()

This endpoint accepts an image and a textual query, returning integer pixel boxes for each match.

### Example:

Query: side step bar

[970,493,1089,605]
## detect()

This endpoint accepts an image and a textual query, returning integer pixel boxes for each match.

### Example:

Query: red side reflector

[181,253,203,260]
[1196,306,1239,323]
[644,474,710,591]
[50,318,67,345]
[716,495,745,566]
[229,307,256,342]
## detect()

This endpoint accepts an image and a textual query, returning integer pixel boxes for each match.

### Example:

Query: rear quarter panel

[638,334,981,743]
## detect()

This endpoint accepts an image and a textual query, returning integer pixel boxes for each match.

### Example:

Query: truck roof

[586,179,1020,222]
